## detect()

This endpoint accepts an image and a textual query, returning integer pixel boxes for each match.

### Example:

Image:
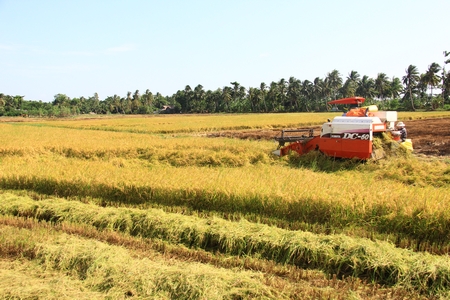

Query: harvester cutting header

[273,97,412,160]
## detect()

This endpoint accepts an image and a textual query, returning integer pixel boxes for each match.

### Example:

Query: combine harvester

[273,97,412,160]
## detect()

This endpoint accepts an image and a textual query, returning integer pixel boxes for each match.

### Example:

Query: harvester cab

[273,97,410,160]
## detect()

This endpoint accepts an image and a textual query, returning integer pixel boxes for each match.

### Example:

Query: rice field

[1,112,450,299]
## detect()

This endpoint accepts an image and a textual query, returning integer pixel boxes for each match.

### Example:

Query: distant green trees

[1,52,450,117]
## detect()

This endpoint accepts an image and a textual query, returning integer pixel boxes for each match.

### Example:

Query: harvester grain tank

[273,97,410,159]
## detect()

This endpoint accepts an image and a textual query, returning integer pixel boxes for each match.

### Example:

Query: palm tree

[341,70,360,98]
[131,90,141,113]
[221,86,232,112]
[247,87,260,112]
[300,80,313,112]
[312,77,325,110]
[325,69,343,100]
[228,82,246,112]
[442,51,450,105]
[387,76,402,109]
[112,94,121,113]
[230,81,241,103]
[287,76,301,111]
[193,84,205,112]
[183,85,193,112]
[356,75,375,100]
[390,77,402,99]
[442,71,450,106]
[374,73,390,108]
[444,50,450,65]
[267,81,280,112]
[259,82,268,112]
[142,89,154,111]
[52,94,70,108]
[278,78,287,110]
[402,65,420,111]
[416,74,428,106]
[423,62,441,101]
[0,93,5,108]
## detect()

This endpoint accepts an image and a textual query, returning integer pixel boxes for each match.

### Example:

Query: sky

[1,0,449,102]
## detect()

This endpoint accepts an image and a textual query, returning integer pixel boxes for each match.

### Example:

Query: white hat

[397,122,405,127]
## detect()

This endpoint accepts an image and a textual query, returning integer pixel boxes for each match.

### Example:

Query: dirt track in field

[209,118,450,157]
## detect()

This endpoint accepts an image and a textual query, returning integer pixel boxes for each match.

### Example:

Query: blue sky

[1,0,449,102]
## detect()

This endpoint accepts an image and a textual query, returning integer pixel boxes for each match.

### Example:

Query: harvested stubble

[0,259,105,300]
[4,217,423,300]
[0,225,281,299]
[1,193,450,296]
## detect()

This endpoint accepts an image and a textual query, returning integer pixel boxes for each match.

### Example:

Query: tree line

[1,52,449,117]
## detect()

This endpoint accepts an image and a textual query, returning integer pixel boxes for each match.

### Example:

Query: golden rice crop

[16,113,338,134]
[5,111,450,134]
[1,115,450,250]
[1,193,450,296]
[0,259,105,300]
[3,113,450,298]
[2,216,426,300]
[0,224,283,299]
[1,131,450,250]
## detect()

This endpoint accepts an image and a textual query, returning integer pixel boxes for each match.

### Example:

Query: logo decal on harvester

[342,133,370,140]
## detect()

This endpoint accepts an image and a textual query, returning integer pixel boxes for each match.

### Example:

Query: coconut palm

[387,77,402,109]
[267,81,280,112]
[0,93,5,108]
[374,73,390,108]
[193,84,206,112]
[356,75,375,100]
[221,86,232,112]
[442,71,450,105]
[443,51,450,105]
[247,87,260,112]
[300,80,313,112]
[423,62,441,101]
[325,69,343,100]
[402,65,420,111]
[341,70,360,98]
[259,82,268,112]
[183,85,193,112]
[277,78,287,110]
[390,77,402,99]
[312,77,326,110]
[287,76,301,111]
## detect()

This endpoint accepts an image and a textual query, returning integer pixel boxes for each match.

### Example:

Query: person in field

[396,121,407,142]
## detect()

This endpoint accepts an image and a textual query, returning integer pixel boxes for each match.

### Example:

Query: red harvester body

[273,97,400,160]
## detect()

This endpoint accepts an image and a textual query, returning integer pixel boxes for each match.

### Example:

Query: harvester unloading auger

[273,97,413,160]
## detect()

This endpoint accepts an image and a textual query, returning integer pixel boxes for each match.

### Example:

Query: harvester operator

[396,122,407,142]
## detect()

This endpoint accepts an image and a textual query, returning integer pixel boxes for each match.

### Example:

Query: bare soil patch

[209,118,450,157]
